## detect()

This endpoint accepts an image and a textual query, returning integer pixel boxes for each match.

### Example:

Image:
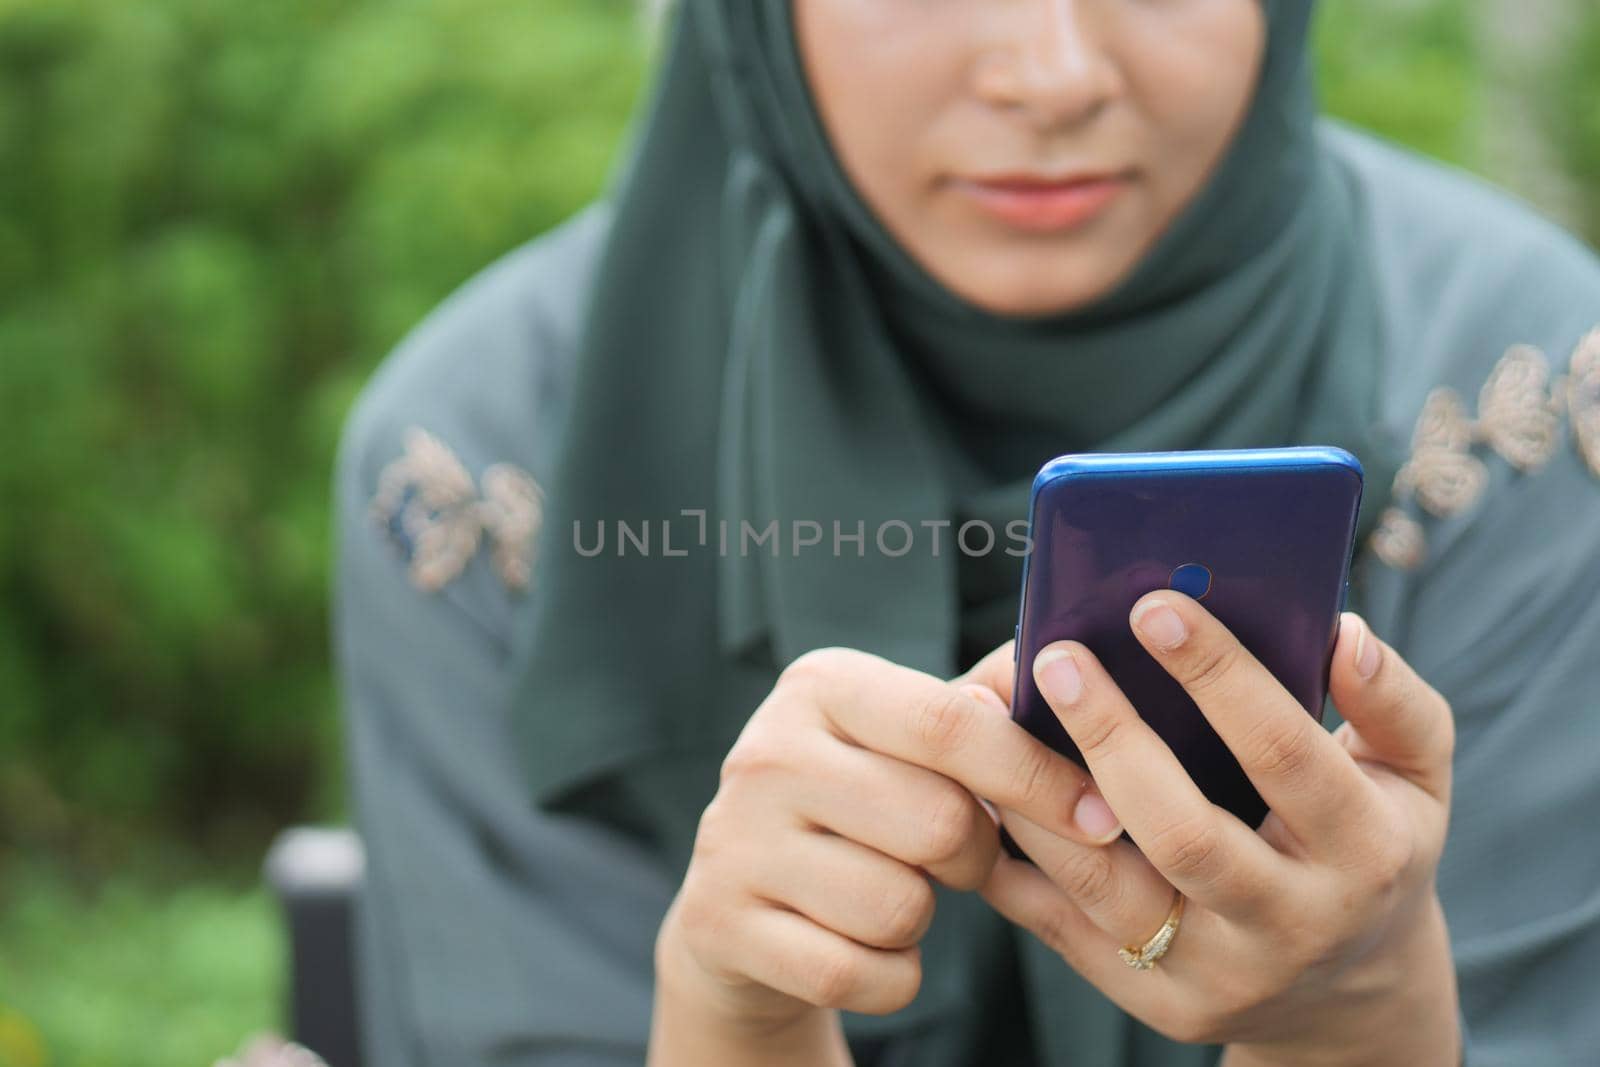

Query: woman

[336,1,1600,1064]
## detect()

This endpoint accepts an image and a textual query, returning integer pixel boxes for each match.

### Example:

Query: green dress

[335,3,1600,1064]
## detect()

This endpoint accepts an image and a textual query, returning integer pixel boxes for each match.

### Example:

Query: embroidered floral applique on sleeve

[1478,344,1564,473]
[369,427,544,593]
[1370,329,1600,571]
[1396,388,1490,519]
[1566,328,1600,479]
[477,462,544,592]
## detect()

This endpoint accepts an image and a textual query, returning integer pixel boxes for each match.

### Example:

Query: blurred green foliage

[0,0,648,867]
[1315,0,1479,167]
[0,863,279,1067]
[1549,5,1600,239]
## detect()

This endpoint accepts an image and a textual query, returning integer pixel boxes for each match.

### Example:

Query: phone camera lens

[1169,563,1213,600]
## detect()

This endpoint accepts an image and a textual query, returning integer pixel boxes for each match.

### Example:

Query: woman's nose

[975,0,1120,130]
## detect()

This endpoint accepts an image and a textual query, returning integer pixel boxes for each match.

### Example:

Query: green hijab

[508,1,1405,1059]
[515,0,1399,810]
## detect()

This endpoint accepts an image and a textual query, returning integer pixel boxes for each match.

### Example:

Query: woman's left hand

[970,593,1461,1066]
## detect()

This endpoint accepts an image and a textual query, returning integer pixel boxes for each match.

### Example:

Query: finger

[1031,641,1283,916]
[1127,592,1383,854]
[964,683,1111,839]
[960,685,1017,831]
[984,848,1259,1028]
[963,681,1113,840]
[954,641,1018,707]
[748,828,937,950]
[784,732,999,890]
[790,649,1114,848]
[981,849,1106,968]
[1329,613,1455,801]
[961,683,1010,717]
[998,808,1177,949]
[964,680,1124,844]
[980,849,1191,1013]
[733,905,924,1015]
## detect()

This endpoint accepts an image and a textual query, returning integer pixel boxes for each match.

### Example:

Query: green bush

[0,0,648,867]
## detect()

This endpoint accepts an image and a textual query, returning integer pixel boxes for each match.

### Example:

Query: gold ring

[1117,891,1185,971]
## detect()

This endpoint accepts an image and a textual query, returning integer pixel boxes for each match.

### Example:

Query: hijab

[512,0,1402,818]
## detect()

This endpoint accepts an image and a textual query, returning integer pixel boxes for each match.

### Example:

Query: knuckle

[1383,677,1455,764]
[690,799,739,868]
[1010,741,1060,811]
[1175,639,1242,698]
[911,689,979,758]
[940,842,997,892]
[779,646,851,689]
[718,732,788,786]
[1302,916,1347,971]
[1431,692,1457,762]
[692,796,728,849]
[1368,826,1416,893]
[1241,720,1318,781]
[776,650,823,690]
[1163,1009,1210,1047]
[876,954,924,1015]
[675,872,733,946]
[918,785,979,864]
[877,877,936,946]
[1048,849,1120,912]
[1167,1004,1230,1047]
[806,948,863,1008]
[1072,708,1127,757]
[1337,816,1415,899]
[1150,816,1224,884]
[674,885,711,936]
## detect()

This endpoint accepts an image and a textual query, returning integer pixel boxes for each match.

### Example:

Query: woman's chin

[932,253,1141,320]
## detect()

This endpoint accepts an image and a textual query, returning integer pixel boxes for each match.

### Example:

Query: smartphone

[1007,447,1364,845]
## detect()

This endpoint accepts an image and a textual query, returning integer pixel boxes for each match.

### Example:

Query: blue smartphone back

[1009,447,1364,831]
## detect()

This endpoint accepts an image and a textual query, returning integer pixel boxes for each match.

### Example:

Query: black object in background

[265,828,367,1067]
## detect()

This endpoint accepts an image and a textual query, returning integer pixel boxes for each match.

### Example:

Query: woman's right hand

[653,643,1125,1040]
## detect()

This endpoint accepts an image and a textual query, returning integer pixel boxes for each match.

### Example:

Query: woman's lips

[954,173,1130,233]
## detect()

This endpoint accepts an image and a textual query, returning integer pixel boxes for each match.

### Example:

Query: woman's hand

[651,646,1121,1065]
[978,594,1460,1067]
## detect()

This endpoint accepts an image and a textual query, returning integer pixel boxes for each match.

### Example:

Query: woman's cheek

[1133,63,1257,204]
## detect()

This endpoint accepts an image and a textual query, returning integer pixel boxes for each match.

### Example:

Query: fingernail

[977,795,1002,828]
[1354,617,1381,680]
[1132,598,1187,650]
[1074,791,1122,843]
[1035,648,1082,706]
